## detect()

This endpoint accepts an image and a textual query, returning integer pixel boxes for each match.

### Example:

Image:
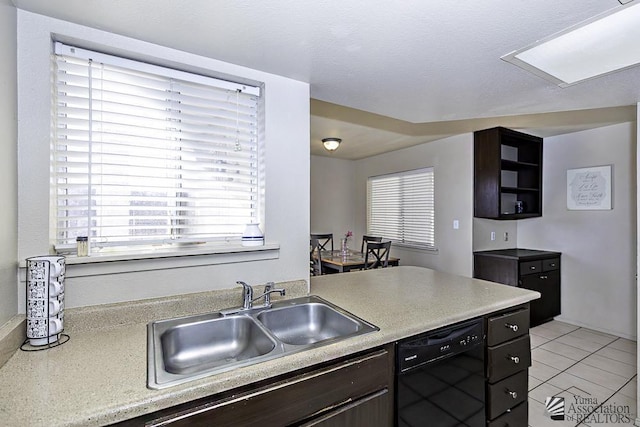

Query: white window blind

[367,168,435,249]
[52,42,264,253]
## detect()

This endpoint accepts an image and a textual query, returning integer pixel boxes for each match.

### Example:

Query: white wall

[472,218,518,251]
[0,0,18,327]
[310,156,356,246]
[17,11,310,309]
[352,133,475,277]
[518,122,637,339]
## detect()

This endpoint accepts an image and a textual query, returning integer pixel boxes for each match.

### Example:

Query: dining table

[319,249,400,273]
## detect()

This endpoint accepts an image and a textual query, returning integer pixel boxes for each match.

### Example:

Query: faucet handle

[237,281,253,309]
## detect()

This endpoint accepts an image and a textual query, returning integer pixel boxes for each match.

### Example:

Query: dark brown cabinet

[484,305,531,426]
[474,127,543,220]
[113,346,393,427]
[521,269,560,327]
[474,249,561,327]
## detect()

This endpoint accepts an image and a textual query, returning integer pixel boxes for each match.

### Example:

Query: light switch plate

[453,219,459,229]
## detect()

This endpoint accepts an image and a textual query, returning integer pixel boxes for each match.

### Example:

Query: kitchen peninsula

[0,266,539,426]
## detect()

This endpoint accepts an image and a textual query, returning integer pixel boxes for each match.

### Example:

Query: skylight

[502,2,640,87]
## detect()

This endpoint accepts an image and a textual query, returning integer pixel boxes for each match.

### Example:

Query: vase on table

[340,238,349,258]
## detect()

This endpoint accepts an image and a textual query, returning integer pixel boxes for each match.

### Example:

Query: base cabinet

[474,249,561,326]
[113,346,393,427]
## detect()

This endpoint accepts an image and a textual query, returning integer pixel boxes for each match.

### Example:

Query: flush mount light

[502,2,640,87]
[322,137,342,151]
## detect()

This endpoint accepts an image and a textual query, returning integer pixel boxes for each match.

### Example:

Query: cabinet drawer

[487,401,528,427]
[543,258,560,271]
[487,335,531,383]
[300,389,389,427]
[487,307,529,346]
[520,260,542,275]
[487,370,527,419]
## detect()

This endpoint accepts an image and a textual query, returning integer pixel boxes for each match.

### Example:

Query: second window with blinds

[367,168,435,250]
[52,42,264,255]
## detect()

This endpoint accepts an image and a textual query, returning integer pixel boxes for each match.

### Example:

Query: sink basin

[161,316,276,375]
[257,302,362,345]
[148,296,378,389]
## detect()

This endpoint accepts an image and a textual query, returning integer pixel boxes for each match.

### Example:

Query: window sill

[19,243,280,278]
[393,243,439,254]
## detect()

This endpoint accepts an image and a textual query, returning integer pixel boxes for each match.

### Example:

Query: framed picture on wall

[567,165,612,210]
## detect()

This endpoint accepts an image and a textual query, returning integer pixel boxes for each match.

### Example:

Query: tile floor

[528,320,637,426]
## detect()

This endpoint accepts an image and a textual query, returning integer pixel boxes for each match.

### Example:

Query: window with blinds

[367,168,435,249]
[52,42,264,253]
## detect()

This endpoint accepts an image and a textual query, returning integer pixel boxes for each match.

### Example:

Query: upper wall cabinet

[474,127,543,220]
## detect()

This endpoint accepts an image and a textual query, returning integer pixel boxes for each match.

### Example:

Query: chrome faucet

[233,280,286,313]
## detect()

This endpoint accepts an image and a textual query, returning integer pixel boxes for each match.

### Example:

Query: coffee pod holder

[21,255,70,351]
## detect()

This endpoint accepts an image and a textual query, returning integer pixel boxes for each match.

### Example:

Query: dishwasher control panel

[397,318,484,372]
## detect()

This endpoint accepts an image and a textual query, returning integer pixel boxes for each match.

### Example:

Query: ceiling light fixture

[322,137,342,151]
[502,2,640,87]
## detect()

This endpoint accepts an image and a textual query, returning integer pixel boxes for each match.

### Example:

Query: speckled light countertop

[0,266,539,426]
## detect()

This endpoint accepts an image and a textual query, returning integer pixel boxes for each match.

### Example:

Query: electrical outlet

[504,232,509,241]
[490,231,496,241]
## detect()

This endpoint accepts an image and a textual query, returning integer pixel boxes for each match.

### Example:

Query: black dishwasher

[396,318,485,427]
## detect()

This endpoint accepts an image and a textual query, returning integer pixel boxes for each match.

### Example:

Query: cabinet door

[117,349,391,427]
[299,390,389,427]
[521,270,560,326]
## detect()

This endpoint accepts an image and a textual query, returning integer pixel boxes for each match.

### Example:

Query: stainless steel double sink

[147,295,378,389]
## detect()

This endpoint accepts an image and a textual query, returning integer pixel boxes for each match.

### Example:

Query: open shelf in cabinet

[474,127,543,220]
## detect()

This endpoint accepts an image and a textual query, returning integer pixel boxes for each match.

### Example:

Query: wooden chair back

[364,241,391,269]
[360,235,382,253]
[310,233,334,252]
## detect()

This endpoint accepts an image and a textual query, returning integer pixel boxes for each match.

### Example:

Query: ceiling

[12,0,640,159]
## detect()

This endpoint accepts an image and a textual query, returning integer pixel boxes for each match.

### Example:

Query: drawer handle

[507,390,518,399]
[540,275,548,280]
[508,355,520,364]
[550,263,556,267]
[529,266,536,270]
[505,323,519,332]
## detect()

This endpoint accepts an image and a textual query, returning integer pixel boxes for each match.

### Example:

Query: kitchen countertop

[473,248,561,259]
[0,266,539,426]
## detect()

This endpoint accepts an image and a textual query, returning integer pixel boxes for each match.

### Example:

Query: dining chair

[310,233,334,252]
[364,241,391,269]
[310,238,323,276]
[360,235,383,253]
